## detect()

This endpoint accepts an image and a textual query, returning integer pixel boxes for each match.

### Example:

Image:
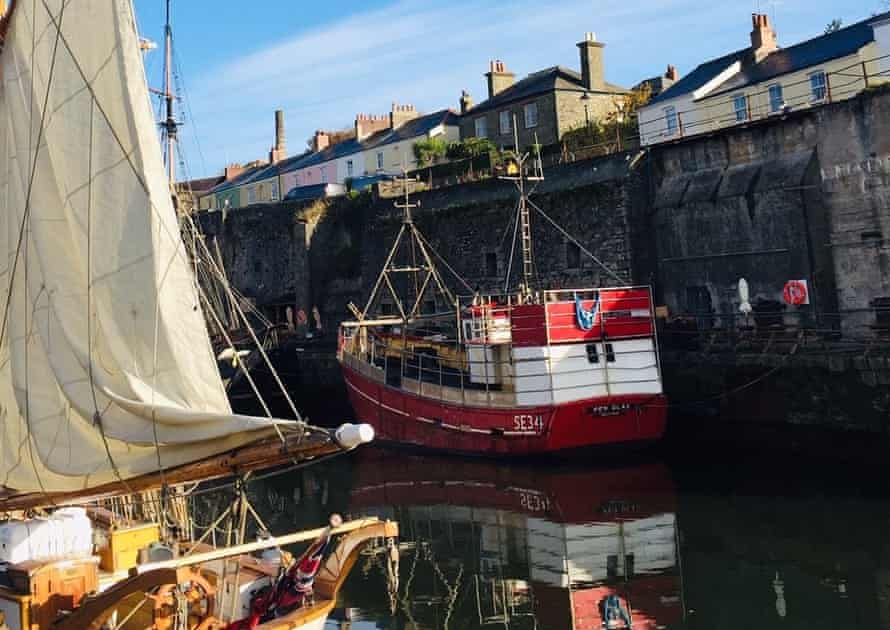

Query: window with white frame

[810,71,827,102]
[474,117,487,138]
[769,84,784,113]
[376,152,384,170]
[664,106,678,137]
[247,186,256,204]
[499,110,511,135]
[270,181,279,201]
[347,159,354,177]
[524,102,538,128]
[733,95,748,122]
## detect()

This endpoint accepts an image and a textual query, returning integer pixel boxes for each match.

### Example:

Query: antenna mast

[162,0,178,187]
[500,115,543,299]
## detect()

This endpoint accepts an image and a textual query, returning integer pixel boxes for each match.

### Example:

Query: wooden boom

[0,426,342,511]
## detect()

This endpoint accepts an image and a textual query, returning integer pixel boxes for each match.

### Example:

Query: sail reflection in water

[344,451,682,630]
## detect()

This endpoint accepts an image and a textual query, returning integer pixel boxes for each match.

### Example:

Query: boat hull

[342,363,667,456]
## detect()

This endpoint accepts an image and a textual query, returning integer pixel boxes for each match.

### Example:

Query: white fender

[334,423,375,449]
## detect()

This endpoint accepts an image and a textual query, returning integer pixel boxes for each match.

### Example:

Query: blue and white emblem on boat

[574,292,600,331]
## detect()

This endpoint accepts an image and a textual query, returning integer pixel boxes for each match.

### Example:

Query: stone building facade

[646,86,890,337]
[458,33,629,150]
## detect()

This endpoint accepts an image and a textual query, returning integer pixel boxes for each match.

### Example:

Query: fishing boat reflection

[345,450,683,629]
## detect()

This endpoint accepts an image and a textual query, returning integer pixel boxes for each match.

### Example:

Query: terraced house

[199,104,459,210]
[638,12,890,145]
[458,32,630,150]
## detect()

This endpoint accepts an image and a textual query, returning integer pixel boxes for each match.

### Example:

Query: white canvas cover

[0,0,284,493]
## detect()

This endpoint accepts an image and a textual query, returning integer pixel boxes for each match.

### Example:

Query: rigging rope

[526,198,628,286]
[414,229,474,295]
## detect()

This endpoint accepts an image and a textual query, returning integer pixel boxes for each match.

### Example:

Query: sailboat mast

[162,0,177,187]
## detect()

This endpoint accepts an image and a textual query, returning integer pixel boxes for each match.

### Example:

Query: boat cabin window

[605,343,616,363]
[586,343,599,364]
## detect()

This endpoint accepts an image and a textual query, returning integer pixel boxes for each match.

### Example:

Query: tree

[561,83,652,153]
[824,19,842,34]
[412,137,448,166]
[445,137,497,160]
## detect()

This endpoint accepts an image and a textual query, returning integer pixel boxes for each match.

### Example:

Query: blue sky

[134,0,882,179]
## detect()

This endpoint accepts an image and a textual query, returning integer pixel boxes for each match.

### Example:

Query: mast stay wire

[503,198,521,294]
[185,214,306,425]
[413,229,474,295]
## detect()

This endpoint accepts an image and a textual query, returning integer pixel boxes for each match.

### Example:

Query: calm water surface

[237,445,890,630]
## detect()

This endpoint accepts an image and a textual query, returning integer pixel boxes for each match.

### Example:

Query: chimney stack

[750,14,778,62]
[269,109,287,164]
[459,90,474,115]
[665,65,678,82]
[577,32,605,91]
[354,114,390,141]
[390,103,419,129]
[224,163,244,181]
[485,60,515,99]
[313,130,331,152]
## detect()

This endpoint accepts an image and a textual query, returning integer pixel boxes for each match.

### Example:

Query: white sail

[0,0,286,493]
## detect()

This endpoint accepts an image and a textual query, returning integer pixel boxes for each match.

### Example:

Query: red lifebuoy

[783,280,808,306]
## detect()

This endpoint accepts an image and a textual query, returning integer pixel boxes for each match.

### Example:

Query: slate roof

[204,110,458,195]
[467,66,628,115]
[710,15,883,97]
[177,175,224,194]
[282,183,342,201]
[361,109,458,150]
[207,163,269,195]
[649,11,888,106]
[648,49,748,105]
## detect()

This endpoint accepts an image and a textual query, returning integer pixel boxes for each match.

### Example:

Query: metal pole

[163,0,177,187]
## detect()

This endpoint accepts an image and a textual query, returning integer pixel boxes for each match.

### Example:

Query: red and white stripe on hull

[342,363,667,456]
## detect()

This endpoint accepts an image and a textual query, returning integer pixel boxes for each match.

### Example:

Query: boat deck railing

[340,325,662,409]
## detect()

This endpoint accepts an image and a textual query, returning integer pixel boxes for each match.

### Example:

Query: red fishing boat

[338,143,667,456]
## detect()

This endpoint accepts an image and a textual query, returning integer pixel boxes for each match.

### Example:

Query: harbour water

[233,438,890,630]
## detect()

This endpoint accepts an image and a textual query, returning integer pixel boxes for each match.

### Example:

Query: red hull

[342,364,667,456]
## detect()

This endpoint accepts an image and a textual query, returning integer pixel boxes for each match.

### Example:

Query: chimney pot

[460,89,474,114]
[665,64,678,81]
[269,109,287,164]
[485,60,515,98]
[750,13,777,62]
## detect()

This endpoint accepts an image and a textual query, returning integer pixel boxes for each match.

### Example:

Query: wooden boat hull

[342,363,667,456]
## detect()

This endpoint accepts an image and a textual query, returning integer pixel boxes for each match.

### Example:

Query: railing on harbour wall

[638,53,890,145]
